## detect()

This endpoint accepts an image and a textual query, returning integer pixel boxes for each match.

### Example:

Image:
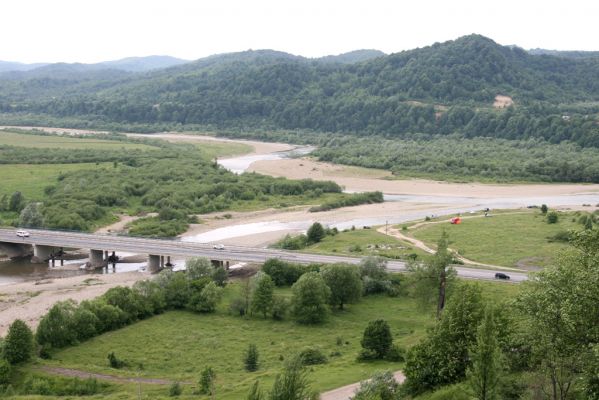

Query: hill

[1,35,599,147]
[316,49,386,64]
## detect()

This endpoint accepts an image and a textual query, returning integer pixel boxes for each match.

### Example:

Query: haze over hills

[1,34,599,147]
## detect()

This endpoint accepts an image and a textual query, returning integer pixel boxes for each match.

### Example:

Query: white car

[16,230,30,238]
[213,244,225,250]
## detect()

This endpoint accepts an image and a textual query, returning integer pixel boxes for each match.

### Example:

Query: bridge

[0,228,528,282]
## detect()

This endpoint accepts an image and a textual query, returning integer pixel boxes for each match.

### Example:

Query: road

[0,228,528,282]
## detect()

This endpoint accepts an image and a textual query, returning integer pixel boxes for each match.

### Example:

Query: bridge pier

[148,254,161,273]
[89,249,105,268]
[32,244,54,263]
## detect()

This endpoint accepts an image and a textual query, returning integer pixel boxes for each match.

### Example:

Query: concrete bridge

[0,228,528,281]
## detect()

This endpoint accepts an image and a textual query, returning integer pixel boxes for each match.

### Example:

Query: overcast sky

[3,0,599,63]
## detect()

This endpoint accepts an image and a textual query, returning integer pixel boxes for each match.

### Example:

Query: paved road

[0,228,528,282]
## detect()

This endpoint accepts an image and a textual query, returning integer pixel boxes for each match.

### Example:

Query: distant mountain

[316,49,386,64]
[99,55,189,72]
[528,48,599,59]
[2,35,599,147]
[0,61,48,73]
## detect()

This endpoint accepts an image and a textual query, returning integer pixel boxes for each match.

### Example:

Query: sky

[3,0,599,63]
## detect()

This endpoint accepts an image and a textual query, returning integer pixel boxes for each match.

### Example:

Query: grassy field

[305,228,431,262]
[31,280,519,399]
[408,210,583,268]
[0,130,155,150]
[0,163,112,199]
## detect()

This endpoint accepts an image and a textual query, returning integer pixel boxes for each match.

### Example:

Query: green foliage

[541,204,548,214]
[307,222,325,243]
[169,381,182,396]
[0,359,10,385]
[360,257,393,295]
[244,344,260,372]
[352,371,401,400]
[212,266,228,287]
[268,355,314,400]
[262,259,320,286]
[3,319,34,364]
[20,375,107,396]
[107,352,127,369]
[384,344,406,362]
[102,286,145,323]
[247,381,264,400]
[361,320,393,359]
[71,307,99,341]
[291,272,331,324]
[36,300,79,348]
[185,257,213,280]
[309,191,383,212]
[128,216,188,238]
[251,273,275,318]
[275,233,309,250]
[199,366,215,395]
[271,296,289,321]
[298,347,327,366]
[403,283,484,395]
[547,211,559,224]
[18,201,44,228]
[188,281,222,313]
[468,307,502,400]
[321,263,362,309]
[8,191,25,212]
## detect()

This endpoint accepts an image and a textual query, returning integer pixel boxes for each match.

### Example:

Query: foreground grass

[409,210,582,268]
[31,281,518,399]
[0,130,154,150]
[305,228,431,262]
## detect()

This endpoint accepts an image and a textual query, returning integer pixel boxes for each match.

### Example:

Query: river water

[2,139,598,283]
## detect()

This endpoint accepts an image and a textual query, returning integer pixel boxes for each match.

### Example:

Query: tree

[468,306,502,400]
[361,320,393,359]
[0,359,11,385]
[72,307,99,341]
[408,231,456,318]
[360,257,391,295]
[188,281,222,313]
[306,222,325,243]
[268,355,314,400]
[547,211,559,224]
[157,270,190,309]
[321,264,362,309]
[133,280,167,315]
[36,300,78,348]
[212,266,228,287]
[185,257,213,280]
[517,229,599,400]
[102,286,145,322]
[353,371,401,400]
[244,344,259,372]
[291,272,331,324]
[3,319,34,364]
[19,202,44,228]
[403,283,484,395]
[541,204,548,214]
[251,273,275,318]
[8,191,24,212]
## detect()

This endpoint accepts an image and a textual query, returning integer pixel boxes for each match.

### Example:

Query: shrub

[102,286,145,323]
[21,376,106,396]
[36,300,78,348]
[251,273,274,318]
[541,204,548,214]
[107,352,127,369]
[298,347,327,365]
[244,344,259,372]
[385,344,406,362]
[307,222,326,243]
[547,230,571,243]
[361,320,393,359]
[353,371,401,400]
[547,211,559,224]
[199,367,215,395]
[0,359,11,385]
[169,382,182,396]
[188,281,222,313]
[271,296,289,320]
[3,319,34,364]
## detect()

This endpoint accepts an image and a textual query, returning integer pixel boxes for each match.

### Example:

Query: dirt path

[378,212,528,271]
[320,370,405,400]
[37,366,191,385]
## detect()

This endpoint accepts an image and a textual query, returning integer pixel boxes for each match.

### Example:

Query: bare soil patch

[493,95,514,108]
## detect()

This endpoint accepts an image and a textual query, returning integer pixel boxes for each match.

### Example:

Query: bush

[298,347,327,365]
[102,286,145,323]
[21,375,106,396]
[199,367,215,395]
[547,211,559,224]
[356,348,378,361]
[3,319,34,364]
[353,371,401,400]
[275,234,309,250]
[271,296,289,320]
[0,359,11,385]
[169,382,182,396]
[547,230,572,243]
[541,204,548,214]
[36,300,78,348]
[262,259,318,286]
[107,352,127,369]
[361,320,393,359]
[307,222,326,243]
[244,344,259,372]
[385,344,406,362]
[187,281,222,313]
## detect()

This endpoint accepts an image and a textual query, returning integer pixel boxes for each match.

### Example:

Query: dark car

[494,272,510,280]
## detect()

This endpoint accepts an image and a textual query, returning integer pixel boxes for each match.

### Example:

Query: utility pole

[385,220,388,235]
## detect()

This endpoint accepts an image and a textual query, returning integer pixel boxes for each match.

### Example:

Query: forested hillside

[1,34,599,148]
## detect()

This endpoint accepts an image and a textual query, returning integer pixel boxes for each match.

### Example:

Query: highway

[0,228,528,282]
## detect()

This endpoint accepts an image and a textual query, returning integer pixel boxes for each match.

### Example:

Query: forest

[1,35,599,149]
